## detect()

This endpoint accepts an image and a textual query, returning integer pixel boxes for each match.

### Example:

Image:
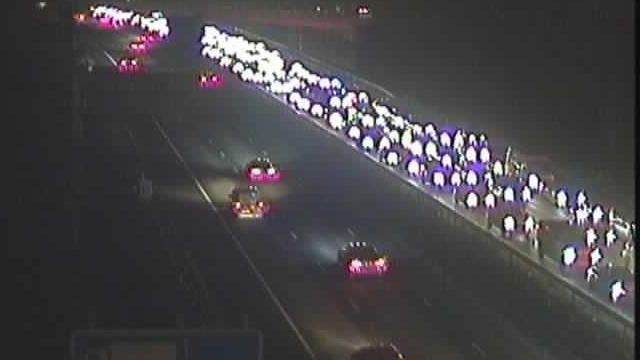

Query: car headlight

[407,159,421,176]
[348,125,361,140]
[374,258,387,268]
[386,151,399,166]
[362,136,374,151]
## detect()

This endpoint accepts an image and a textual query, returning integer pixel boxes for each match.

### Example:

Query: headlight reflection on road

[202,177,243,203]
[202,178,291,204]
[312,327,371,355]
[255,182,289,201]
[308,239,340,265]
[189,155,235,173]
[159,185,206,204]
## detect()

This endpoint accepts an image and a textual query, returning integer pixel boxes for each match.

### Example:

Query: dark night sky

[208,0,634,194]
[8,1,633,358]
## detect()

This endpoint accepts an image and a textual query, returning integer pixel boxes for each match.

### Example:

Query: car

[118,57,142,73]
[73,13,87,22]
[350,344,404,360]
[138,32,160,43]
[199,72,223,88]
[339,242,390,277]
[356,6,372,19]
[129,40,147,53]
[98,16,113,27]
[245,157,281,183]
[150,10,165,19]
[230,186,270,219]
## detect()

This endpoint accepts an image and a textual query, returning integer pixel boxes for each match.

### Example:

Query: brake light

[234,202,241,209]
[250,168,262,175]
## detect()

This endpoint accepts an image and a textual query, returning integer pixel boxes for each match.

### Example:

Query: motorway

[76,56,310,360]
[220,18,636,320]
[233,12,635,216]
[74,14,562,360]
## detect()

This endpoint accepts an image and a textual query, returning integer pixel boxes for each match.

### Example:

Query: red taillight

[374,258,387,268]
[250,167,262,176]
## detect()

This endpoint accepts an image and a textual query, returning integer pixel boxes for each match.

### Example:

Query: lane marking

[125,123,139,156]
[290,231,298,240]
[101,49,117,67]
[423,298,431,307]
[217,29,633,326]
[250,82,633,324]
[248,136,254,144]
[219,150,226,158]
[233,166,240,174]
[153,118,317,360]
[315,262,325,272]
[471,342,487,358]
[347,228,356,237]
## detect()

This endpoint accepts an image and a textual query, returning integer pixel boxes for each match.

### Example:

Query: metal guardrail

[232,23,633,321]
[206,24,634,359]
[241,76,612,360]
[234,26,395,100]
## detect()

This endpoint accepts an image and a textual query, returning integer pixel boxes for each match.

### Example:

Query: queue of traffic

[76,1,634,336]
[199,25,635,308]
[75,5,171,73]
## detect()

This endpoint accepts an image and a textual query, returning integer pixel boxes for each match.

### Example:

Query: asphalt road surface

[233,6,635,218]
[112,63,556,360]
[214,21,636,323]
[73,14,611,360]
[77,68,311,359]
